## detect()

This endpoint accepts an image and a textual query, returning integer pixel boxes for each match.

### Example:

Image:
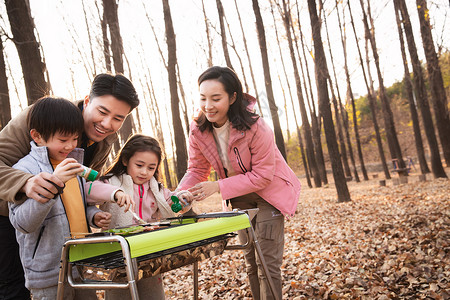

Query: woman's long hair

[196,66,259,132]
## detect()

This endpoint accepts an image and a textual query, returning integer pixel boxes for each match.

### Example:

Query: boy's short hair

[89,73,140,110]
[27,96,84,141]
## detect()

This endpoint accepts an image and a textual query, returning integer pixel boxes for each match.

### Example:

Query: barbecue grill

[56,209,278,300]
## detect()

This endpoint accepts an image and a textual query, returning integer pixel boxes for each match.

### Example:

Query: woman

[178,66,301,300]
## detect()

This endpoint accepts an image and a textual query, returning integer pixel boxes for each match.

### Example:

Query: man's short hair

[27,97,84,141]
[89,73,139,110]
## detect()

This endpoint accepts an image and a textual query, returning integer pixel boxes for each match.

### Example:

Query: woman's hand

[189,181,220,201]
[53,158,84,183]
[114,190,135,213]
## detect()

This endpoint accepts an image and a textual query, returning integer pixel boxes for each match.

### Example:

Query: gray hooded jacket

[8,142,100,289]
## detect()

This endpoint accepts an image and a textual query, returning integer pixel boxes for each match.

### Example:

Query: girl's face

[123,151,159,185]
[199,79,236,128]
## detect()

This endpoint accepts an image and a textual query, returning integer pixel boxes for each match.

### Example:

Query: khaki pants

[230,193,284,300]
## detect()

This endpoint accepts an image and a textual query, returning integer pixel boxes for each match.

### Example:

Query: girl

[177,66,301,300]
[98,134,193,300]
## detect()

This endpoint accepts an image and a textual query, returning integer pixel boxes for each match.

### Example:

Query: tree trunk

[97,1,111,72]
[201,0,213,68]
[103,0,135,148]
[103,0,123,73]
[234,0,262,115]
[292,3,328,185]
[81,0,96,78]
[307,0,350,202]
[320,1,353,180]
[396,0,447,178]
[416,0,450,166]
[162,0,188,182]
[176,64,190,136]
[216,0,233,70]
[360,0,407,175]
[0,38,11,129]
[5,0,50,104]
[393,0,430,175]
[279,0,321,186]
[348,0,391,179]
[252,0,288,161]
[334,0,368,181]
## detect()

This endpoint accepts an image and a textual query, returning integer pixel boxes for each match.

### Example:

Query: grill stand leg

[193,261,199,300]
[56,236,140,300]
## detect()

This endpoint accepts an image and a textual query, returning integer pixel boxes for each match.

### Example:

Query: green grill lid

[69,213,251,262]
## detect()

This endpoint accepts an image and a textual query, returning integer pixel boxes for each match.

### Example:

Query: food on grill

[105,226,144,235]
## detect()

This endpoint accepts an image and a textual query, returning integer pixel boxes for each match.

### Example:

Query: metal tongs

[130,210,147,225]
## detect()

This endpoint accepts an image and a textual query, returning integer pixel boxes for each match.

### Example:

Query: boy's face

[83,95,132,142]
[31,130,79,162]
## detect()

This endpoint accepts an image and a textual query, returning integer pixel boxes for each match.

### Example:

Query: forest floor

[162,168,450,299]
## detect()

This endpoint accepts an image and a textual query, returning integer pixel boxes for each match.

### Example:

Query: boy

[0,73,139,299]
[8,97,131,300]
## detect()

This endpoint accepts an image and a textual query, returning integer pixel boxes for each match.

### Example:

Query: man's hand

[21,172,64,203]
[94,211,111,230]
[53,158,84,183]
[114,190,135,213]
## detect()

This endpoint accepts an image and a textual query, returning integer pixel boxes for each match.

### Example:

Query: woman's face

[199,79,236,128]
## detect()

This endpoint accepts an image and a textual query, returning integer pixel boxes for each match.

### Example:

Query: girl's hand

[177,190,194,204]
[114,190,135,213]
[53,158,84,183]
[189,181,219,201]
[94,211,111,230]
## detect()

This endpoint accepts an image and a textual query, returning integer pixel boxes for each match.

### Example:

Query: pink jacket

[178,98,301,217]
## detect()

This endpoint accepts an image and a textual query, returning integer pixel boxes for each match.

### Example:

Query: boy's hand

[21,172,64,203]
[53,158,84,183]
[94,211,111,230]
[114,190,135,213]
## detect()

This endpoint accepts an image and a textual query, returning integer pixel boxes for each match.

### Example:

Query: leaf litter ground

[162,172,449,299]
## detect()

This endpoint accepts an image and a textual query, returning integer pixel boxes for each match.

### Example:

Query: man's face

[83,95,131,142]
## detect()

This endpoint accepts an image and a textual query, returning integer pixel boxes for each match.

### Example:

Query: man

[0,73,139,299]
